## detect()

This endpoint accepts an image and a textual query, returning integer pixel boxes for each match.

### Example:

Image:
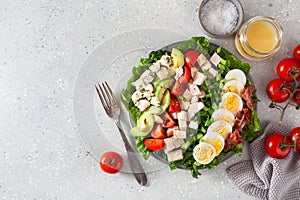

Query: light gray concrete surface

[1,0,299,199]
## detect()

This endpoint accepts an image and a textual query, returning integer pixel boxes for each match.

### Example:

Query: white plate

[73,28,188,173]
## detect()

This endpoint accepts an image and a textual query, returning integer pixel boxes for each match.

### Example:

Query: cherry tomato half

[276,58,300,82]
[293,86,300,105]
[168,94,181,113]
[184,50,200,68]
[100,151,124,174]
[293,44,300,61]
[289,127,300,151]
[179,66,191,84]
[163,111,176,128]
[171,81,187,96]
[144,139,165,151]
[151,124,167,139]
[266,78,292,103]
[265,133,292,159]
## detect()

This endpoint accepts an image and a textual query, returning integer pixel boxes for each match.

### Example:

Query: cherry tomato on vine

[266,78,292,103]
[265,133,292,159]
[293,44,300,61]
[289,127,300,151]
[184,50,200,68]
[293,86,300,105]
[100,151,123,174]
[276,58,300,82]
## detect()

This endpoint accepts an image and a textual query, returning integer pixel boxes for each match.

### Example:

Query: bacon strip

[224,86,257,151]
[224,129,243,151]
[242,85,256,109]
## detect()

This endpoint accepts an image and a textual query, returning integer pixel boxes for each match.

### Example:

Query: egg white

[219,92,243,115]
[211,109,235,126]
[202,131,225,156]
[207,120,233,139]
[223,80,245,95]
[225,69,247,86]
[193,142,216,165]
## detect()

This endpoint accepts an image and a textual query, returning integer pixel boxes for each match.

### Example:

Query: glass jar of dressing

[235,16,283,60]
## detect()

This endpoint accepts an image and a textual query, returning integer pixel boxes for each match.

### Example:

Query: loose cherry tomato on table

[293,86,300,105]
[293,44,300,61]
[168,94,181,113]
[289,127,300,150]
[144,138,165,151]
[151,124,167,139]
[100,151,124,174]
[184,50,200,68]
[179,66,191,84]
[276,58,300,82]
[266,78,292,103]
[265,133,292,159]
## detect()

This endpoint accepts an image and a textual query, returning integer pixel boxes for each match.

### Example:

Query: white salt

[200,0,239,35]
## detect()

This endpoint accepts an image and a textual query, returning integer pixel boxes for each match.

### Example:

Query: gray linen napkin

[226,122,300,200]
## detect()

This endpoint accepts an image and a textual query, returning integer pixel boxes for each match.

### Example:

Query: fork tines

[95,81,117,110]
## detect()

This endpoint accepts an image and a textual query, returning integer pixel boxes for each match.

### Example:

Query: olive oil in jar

[235,16,283,60]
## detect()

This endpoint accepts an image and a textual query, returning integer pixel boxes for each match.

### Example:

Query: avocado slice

[160,78,175,89]
[171,48,184,68]
[149,106,163,115]
[155,84,167,102]
[130,109,155,137]
[130,126,151,137]
[161,89,171,111]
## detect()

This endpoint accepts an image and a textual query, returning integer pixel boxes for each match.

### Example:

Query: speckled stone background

[0,0,299,199]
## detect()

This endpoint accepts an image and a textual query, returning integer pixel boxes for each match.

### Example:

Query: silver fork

[95,81,148,186]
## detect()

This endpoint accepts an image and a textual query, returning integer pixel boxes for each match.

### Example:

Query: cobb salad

[121,37,261,178]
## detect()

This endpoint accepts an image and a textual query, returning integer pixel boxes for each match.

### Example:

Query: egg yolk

[224,85,239,94]
[215,116,233,125]
[213,126,228,138]
[205,138,223,156]
[195,145,214,163]
[223,94,239,112]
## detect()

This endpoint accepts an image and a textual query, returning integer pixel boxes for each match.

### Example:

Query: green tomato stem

[278,72,300,123]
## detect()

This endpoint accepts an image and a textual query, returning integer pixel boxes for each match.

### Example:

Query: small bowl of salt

[198,0,244,38]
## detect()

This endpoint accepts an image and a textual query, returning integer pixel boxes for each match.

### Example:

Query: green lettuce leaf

[120,49,169,124]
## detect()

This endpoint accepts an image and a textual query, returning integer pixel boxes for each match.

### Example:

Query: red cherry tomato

[289,127,300,150]
[168,94,181,113]
[151,124,167,139]
[265,133,292,159]
[144,139,165,151]
[293,86,300,105]
[100,151,124,174]
[163,111,176,128]
[276,58,300,82]
[184,50,200,68]
[171,81,187,96]
[179,66,191,84]
[293,44,300,61]
[266,78,292,103]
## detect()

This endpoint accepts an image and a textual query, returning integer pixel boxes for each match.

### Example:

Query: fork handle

[115,121,148,186]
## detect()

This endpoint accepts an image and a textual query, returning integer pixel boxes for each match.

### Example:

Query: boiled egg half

[207,120,232,139]
[225,69,246,86]
[219,92,243,115]
[223,80,244,95]
[202,132,225,156]
[211,108,235,127]
[193,142,216,165]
